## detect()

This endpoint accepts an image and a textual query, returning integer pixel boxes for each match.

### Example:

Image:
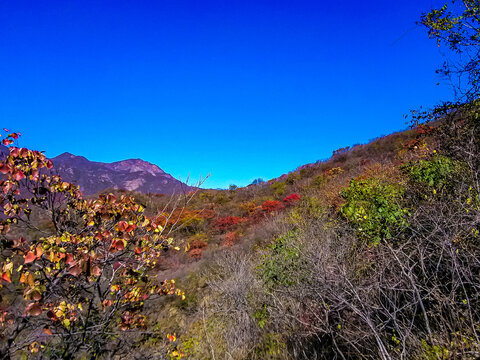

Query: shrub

[261,200,284,213]
[402,154,459,188]
[285,173,300,185]
[271,181,286,196]
[340,177,409,246]
[239,201,257,216]
[214,216,246,231]
[259,230,300,288]
[283,193,301,205]
[214,193,230,205]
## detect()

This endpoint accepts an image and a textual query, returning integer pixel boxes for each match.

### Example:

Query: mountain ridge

[51,151,190,195]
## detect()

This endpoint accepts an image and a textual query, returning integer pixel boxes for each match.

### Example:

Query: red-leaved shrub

[222,231,237,247]
[283,193,301,205]
[214,216,246,231]
[261,200,284,212]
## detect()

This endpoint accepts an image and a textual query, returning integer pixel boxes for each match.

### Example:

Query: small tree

[0,131,185,359]
[420,0,480,103]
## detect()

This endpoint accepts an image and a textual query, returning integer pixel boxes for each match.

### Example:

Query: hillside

[1,108,480,359]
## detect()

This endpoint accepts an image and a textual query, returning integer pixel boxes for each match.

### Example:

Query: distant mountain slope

[52,152,190,195]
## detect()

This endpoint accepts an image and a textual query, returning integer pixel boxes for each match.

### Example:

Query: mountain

[51,152,190,195]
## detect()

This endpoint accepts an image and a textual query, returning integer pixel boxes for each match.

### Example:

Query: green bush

[259,230,300,288]
[402,154,458,188]
[285,172,300,185]
[271,181,287,196]
[340,178,409,246]
[254,333,286,359]
[252,304,269,329]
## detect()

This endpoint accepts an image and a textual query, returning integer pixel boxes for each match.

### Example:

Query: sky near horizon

[1,0,451,189]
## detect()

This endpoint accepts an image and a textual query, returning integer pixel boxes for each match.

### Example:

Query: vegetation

[2,1,480,359]
[0,132,188,359]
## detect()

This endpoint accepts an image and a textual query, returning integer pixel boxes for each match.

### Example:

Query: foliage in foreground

[0,131,184,359]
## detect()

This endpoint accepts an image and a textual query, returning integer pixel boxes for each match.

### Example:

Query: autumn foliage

[261,200,284,213]
[0,131,183,358]
[214,216,246,231]
[283,193,301,205]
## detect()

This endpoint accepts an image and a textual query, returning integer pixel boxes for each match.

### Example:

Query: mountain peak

[106,158,166,176]
[51,153,187,195]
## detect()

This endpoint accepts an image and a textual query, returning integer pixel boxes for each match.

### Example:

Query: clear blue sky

[0,0,451,189]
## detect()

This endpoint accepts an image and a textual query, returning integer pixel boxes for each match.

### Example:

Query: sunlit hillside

[2,1,480,359]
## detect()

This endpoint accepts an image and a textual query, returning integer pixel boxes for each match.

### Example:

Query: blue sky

[0,0,451,189]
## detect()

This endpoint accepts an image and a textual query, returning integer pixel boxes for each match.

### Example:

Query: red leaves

[117,221,136,233]
[261,200,284,212]
[0,163,10,174]
[65,253,74,265]
[222,232,238,247]
[43,327,53,336]
[2,139,13,146]
[91,265,101,276]
[47,310,57,321]
[24,251,37,264]
[46,160,53,169]
[214,216,246,231]
[117,221,128,232]
[115,240,125,251]
[68,265,82,276]
[1,273,11,283]
[25,303,42,316]
[30,168,39,181]
[283,193,301,205]
[125,224,136,232]
[109,239,126,252]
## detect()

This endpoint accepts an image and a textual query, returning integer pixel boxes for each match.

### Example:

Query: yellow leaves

[1,261,13,283]
[29,341,40,353]
[62,319,71,328]
[175,288,186,301]
[19,271,35,286]
[3,261,13,274]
